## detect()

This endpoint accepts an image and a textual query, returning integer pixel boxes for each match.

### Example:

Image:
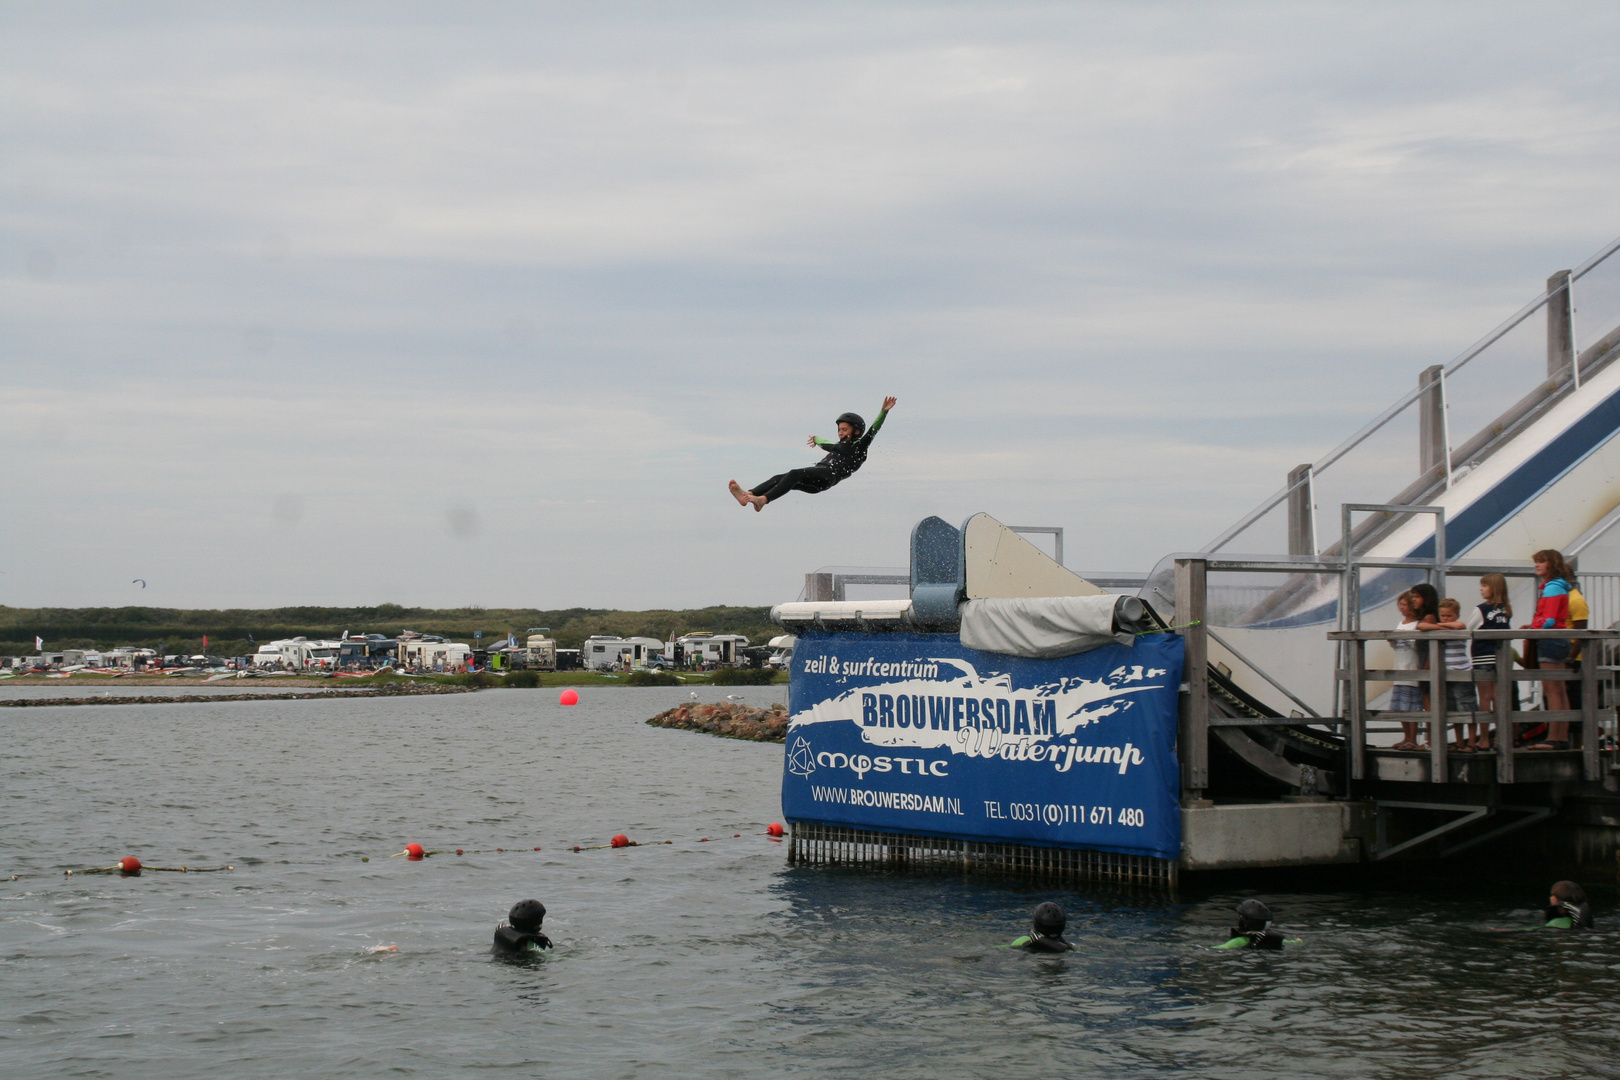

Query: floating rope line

[12,827,790,880]
[64,857,232,876]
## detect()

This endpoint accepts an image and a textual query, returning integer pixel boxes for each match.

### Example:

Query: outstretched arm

[861,396,897,442]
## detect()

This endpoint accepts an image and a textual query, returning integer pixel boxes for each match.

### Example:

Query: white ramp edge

[963,513,1105,600]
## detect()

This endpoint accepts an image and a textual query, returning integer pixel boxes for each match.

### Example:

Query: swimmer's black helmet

[835,411,866,438]
[509,899,547,933]
[1235,899,1272,932]
[1033,902,1067,937]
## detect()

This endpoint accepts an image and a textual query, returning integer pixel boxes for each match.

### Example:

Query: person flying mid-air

[729,396,897,511]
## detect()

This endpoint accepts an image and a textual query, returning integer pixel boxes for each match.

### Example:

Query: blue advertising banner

[782,631,1185,860]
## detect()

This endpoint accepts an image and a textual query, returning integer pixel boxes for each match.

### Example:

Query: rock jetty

[646,701,788,742]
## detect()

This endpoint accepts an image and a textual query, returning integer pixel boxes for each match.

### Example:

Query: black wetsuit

[493,924,553,956]
[753,407,889,504]
[1009,931,1075,953]
[1544,901,1594,929]
[1216,929,1285,950]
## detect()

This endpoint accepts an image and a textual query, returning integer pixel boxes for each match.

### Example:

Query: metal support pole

[1287,464,1315,557]
[1548,269,1576,387]
[1430,643,1447,783]
[1582,638,1599,782]
[1439,367,1454,491]
[1349,637,1367,780]
[1175,558,1209,800]
[1419,365,1446,488]
[1495,645,1514,784]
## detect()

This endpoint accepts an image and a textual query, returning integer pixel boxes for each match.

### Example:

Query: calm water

[3,688,1616,1079]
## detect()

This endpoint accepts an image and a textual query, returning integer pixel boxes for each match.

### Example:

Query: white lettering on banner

[814,751,949,779]
[789,654,1171,771]
[809,784,965,816]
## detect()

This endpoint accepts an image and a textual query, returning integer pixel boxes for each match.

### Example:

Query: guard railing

[1327,628,1620,784]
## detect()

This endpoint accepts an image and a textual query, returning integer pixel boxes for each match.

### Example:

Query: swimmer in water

[1007,902,1076,952]
[1544,880,1594,929]
[492,899,553,957]
[729,397,896,512]
[1213,899,1291,950]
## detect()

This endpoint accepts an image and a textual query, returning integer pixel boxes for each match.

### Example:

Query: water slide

[1142,235,1620,792]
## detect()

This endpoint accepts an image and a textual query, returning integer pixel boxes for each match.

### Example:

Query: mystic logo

[786,736,817,777]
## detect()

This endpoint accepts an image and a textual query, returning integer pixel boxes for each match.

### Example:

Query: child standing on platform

[1390,591,1425,751]
[1470,574,1512,750]
[1423,598,1477,751]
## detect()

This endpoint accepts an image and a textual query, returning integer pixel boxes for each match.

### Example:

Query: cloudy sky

[5,3,1620,610]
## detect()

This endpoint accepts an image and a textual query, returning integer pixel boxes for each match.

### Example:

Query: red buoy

[533,846,541,851]
[766,822,785,837]
[120,856,142,874]
[456,849,464,855]
[559,689,579,706]
[405,842,425,860]
[572,845,581,852]
[610,834,630,848]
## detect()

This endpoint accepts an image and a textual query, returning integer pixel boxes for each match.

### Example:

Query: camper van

[251,637,344,671]
[524,633,558,671]
[252,638,306,669]
[766,634,796,670]
[582,635,633,670]
[397,639,471,672]
[673,632,751,667]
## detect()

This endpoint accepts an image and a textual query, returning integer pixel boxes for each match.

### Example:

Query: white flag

[35,636,43,650]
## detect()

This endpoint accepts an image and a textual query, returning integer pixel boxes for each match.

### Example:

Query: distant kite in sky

[133,579,146,588]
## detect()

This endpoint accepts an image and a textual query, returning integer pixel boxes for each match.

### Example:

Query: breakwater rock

[0,683,476,708]
[646,701,788,742]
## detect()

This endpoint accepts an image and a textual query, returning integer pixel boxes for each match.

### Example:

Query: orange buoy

[405,843,425,860]
[120,856,142,875]
[766,822,785,837]
[559,689,579,706]
[610,834,630,848]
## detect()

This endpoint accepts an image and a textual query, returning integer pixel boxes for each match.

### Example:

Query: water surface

[3,688,1615,1078]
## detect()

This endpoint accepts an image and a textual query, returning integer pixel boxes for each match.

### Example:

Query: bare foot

[750,494,767,512]
[728,480,750,508]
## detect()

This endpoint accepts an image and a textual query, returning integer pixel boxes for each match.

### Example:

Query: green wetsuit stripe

[815,407,889,448]
[1544,917,1574,929]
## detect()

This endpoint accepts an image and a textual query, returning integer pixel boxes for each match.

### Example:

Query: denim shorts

[1446,682,1478,713]
[1538,637,1572,664]
[1389,685,1424,711]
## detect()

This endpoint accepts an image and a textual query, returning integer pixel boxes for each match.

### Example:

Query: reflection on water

[1,688,1615,1078]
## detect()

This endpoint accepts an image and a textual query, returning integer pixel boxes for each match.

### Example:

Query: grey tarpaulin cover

[957,595,1133,659]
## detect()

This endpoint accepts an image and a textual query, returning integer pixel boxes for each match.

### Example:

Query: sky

[5,2,1620,611]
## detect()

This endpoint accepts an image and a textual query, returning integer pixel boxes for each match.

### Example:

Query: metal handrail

[1205,232,1620,555]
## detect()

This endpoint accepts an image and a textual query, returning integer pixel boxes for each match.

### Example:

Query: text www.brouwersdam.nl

[810,786,965,815]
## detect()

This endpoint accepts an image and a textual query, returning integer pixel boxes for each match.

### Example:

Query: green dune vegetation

[0,604,779,659]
